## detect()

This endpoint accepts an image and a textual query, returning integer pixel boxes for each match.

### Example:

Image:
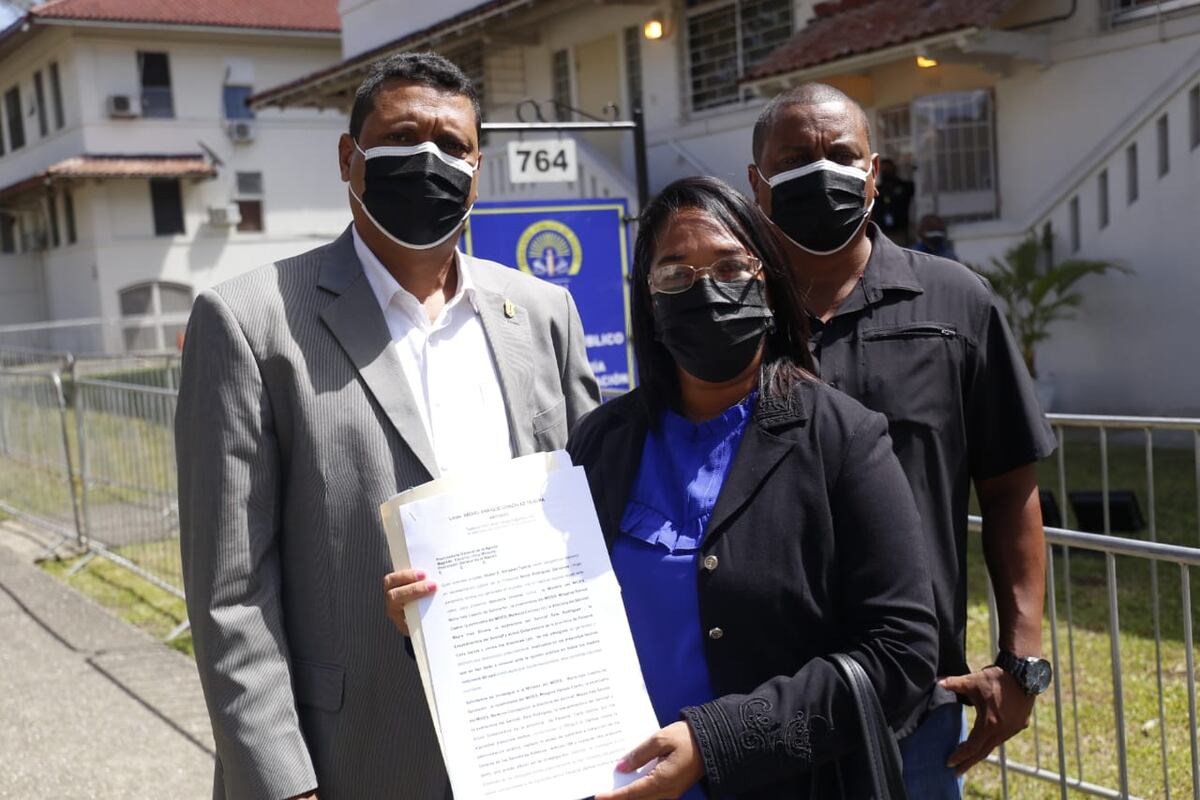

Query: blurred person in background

[874,157,914,245]
[913,214,958,260]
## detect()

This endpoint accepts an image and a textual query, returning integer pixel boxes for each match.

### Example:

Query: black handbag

[809,653,909,800]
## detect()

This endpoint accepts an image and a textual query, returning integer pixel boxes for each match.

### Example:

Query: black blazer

[566,379,938,798]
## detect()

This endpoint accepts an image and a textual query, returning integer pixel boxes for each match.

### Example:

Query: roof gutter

[742,28,979,93]
[0,13,32,51]
[32,17,340,39]
[250,0,540,109]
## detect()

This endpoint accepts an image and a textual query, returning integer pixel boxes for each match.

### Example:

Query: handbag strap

[830,653,908,800]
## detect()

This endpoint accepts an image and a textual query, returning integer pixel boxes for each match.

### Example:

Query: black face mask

[352,141,475,250]
[762,159,874,255]
[652,278,774,383]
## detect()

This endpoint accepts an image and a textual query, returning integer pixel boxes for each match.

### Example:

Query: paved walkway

[0,522,213,799]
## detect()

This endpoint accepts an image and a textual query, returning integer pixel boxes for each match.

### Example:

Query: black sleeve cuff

[681,702,735,792]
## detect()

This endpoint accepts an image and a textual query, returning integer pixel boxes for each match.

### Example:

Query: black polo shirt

[807,224,1055,688]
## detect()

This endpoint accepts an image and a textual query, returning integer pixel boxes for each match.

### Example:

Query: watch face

[1027,658,1053,693]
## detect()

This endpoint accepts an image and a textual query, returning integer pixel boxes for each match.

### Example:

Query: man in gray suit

[176,52,599,800]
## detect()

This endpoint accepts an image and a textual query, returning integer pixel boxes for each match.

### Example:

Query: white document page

[383,451,659,800]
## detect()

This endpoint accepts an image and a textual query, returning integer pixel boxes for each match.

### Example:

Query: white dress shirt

[353,227,512,475]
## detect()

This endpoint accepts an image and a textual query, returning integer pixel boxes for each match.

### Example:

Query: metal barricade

[72,353,181,390]
[0,368,83,550]
[72,378,183,609]
[0,347,73,372]
[3,345,1199,784]
[975,412,1200,800]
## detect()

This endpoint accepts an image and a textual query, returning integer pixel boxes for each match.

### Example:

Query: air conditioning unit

[107,94,139,118]
[226,120,256,143]
[208,204,242,227]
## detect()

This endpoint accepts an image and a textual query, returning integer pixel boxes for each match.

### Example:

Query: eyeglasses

[648,256,763,295]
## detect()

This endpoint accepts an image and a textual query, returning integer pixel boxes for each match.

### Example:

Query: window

[910,90,998,221]
[235,171,263,195]
[150,178,184,235]
[235,171,264,233]
[552,50,572,120]
[1105,0,1200,27]
[1126,142,1138,204]
[236,200,263,232]
[1068,196,1080,253]
[33,71,47,138]
[119,281,192,351]
[46,192,60,247]
[1156,113,1169,177]
[1191,85,1199,150]
[4,87,25,150]
[63,189,76,244]
[878,104,914,175]
[0,214,15,254]
[1098,169,1109,229]
[159,283,192,313]
[685,0,793,112]
[49,62,64,129]
[223,85,254,120]
[623,27,643,113]
[138,52,174,118]
[119,284,153,316]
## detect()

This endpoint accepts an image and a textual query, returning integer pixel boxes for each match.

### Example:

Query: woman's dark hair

[631,175,816,414]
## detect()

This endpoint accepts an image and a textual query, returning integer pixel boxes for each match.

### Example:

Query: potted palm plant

[972,222,1127,410]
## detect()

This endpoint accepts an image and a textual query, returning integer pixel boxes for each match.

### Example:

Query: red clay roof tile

[747,0,1018,81]
[30,0,339,33]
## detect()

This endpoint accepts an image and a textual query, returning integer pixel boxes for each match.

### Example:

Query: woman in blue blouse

[385,177,937,799]
[570,177,938,799]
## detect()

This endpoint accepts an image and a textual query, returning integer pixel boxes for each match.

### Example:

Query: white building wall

[0,28,85,185]
[949,12,1200,415]
[988,18,1200,230]
[0,254,46,324]
[0,26,351,331]
[982,66,1200,416]
[88,176,350,322]
[338,0,485,59]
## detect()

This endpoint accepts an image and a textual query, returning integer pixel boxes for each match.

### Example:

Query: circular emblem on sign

[516,220,583,279]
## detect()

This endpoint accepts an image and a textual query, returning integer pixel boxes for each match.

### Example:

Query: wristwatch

[995,650,1053,696]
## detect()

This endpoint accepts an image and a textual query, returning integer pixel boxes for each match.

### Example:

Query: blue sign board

[462,199,633,393]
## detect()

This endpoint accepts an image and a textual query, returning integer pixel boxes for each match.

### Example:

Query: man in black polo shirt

[748,83,1056,798]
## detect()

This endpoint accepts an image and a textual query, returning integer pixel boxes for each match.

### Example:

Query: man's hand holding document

[381,451,660,800]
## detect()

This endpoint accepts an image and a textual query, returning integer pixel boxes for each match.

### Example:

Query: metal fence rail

[0,368,83,550]
[978,412,1200,800]
[0,347,73,372]
[72,353,181,390]
[73,378,182,604]
[0,312,190,356]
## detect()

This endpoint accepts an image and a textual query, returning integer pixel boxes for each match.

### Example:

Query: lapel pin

[503,299,517,319]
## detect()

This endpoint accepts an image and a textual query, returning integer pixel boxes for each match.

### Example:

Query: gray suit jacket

[176,226,600,800]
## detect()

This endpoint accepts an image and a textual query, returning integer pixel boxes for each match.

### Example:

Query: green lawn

[964,435,1199,799]
[42,548,192,657]
[2,378,188,655]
